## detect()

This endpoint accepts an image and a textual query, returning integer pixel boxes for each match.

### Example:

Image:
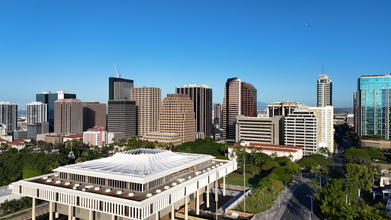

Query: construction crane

[113,62,122,80]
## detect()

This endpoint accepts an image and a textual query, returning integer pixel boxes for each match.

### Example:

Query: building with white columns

[12,149,236,220]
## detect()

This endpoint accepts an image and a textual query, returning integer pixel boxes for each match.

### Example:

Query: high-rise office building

[353,91,358,133]
[284,106,318,156]
[108,77,134,100]
[0,102,18,133]
[27,102,47,125]
[357,75,391,139]
[309,106,334,153]
[214,104,222,129]
[82,102,107,131]
[222,77,257,141]
[317,74,332,107]
[107,100,137,139]
[36,91,76,132]
[241,82,257,117]
[129,87,161,136]
[54,99,83,135]
[267,101,301,117]
[159,94,195,143]
[176,84,212,137]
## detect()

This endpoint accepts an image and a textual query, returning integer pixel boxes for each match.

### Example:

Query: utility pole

[306,195,314,214]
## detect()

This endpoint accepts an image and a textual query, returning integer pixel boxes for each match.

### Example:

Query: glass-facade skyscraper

[36,91,76,132]
[357,75,391,139]
[317,74,332,107]
[108,77,134,100]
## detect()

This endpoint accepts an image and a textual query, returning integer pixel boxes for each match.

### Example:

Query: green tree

[269,180,284,195]
[261,161,279,171]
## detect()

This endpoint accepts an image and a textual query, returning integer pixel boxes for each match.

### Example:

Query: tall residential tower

[0,102,18,133]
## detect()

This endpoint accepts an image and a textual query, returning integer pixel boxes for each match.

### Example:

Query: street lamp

[306,195,314,214]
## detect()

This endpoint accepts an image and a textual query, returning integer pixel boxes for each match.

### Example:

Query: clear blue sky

[1,0,390,109]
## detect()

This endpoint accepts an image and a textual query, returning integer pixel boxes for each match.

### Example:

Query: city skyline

[1,1,390,108]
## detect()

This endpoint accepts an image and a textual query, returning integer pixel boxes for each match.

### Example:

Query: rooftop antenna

[322,65,324,75]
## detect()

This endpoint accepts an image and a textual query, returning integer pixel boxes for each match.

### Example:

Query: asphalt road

[279,182,320,220]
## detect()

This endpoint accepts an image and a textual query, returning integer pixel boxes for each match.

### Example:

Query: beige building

[309,106,334,153]
[129,87,161,136]
[142,132,182,147]
[83,127,106,147]
[159,94,195,143]
[361,140,391,149]
[235,115,283,145]
[54,99,83,135]
[83,102,106,131]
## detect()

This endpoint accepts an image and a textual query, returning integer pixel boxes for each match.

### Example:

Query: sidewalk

[251,178,309,220]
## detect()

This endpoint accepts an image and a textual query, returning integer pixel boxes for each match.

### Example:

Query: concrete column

[171,203,175,220]
[223,176,226,196]
[156,211,159,220]
[206,184,210,208]
[89,210,93,220]
[68,205,72,220]
[112,214,115,220]
[196,190,200,215]
[55,212,59,218]
[32,197,36,220]
[185,196,188,220]
[49,201,53,220]
[215,181,218,202]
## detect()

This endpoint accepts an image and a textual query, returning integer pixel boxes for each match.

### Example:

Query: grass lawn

[233,190,281,214]
[218,172,259,187]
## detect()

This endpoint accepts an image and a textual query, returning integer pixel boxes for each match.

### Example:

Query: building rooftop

[64,134,83,138]
[54,149,214,183]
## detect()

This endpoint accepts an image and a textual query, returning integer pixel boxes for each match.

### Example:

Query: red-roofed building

[7,139,31,151]
[0,138,7,145]
[0,135,12,142]
[63,134,83,142]
[228,141,303,162]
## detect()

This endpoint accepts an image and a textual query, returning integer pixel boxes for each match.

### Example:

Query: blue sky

[1,0,390,109]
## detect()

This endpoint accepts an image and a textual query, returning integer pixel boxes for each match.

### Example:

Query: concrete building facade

[83,127,106,147]
[54,99,83,135]
[159,94,195,144]
[284,106,318,156]
[235,115,283,145]
[129,87,161,137]
[107,100,137,139]
[0,102,18,133]
[12,149,237,220]
[27,102,47,125]
[82,102,107,131]
[142,132,182,147]
[266,101,300,117]
[176,85,212,137]
[309,106,334,153]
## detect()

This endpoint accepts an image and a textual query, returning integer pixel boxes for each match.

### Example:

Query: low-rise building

[12,149,237,220]
[63,134,83,143]
[83,127,106,147]
[228,141,303,162]
[142,132,182,147]
[7,138,31,150]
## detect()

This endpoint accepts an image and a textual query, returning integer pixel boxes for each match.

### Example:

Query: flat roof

[54,149,214,183]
